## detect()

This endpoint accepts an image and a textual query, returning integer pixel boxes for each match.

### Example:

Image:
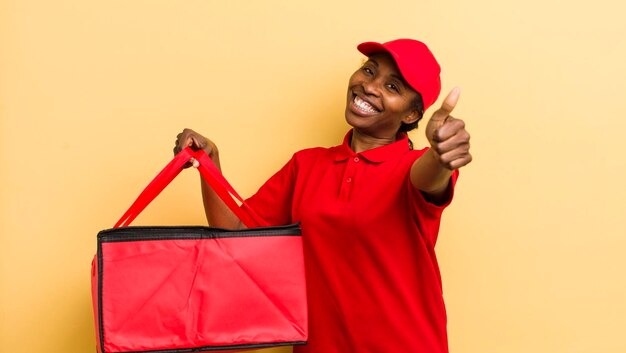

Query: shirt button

[346,177,352,183]
[353,157,360,163]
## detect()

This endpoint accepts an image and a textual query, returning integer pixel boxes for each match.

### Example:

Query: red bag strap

[114,148,193,228]
[192,150,269,227]
[114,148,267,228]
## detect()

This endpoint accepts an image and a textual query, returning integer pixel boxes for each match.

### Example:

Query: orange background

[1,1,625,352]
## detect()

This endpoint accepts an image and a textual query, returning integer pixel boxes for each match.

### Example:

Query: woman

[175,39,471,353]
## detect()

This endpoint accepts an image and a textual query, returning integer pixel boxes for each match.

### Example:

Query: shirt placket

[338,155,361,202]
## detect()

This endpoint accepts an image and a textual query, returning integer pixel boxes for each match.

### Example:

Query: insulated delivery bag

[91,148,308,353]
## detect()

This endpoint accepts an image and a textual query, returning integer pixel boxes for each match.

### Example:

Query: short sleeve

[241,155,298,226]
[408,166,460,246]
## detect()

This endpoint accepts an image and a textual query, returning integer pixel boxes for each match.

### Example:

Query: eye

[362,66,374,75]
[387,83,399,92]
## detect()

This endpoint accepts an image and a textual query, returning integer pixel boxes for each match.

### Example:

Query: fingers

[425,87,461,146]
[429,115,472,170]
[190,135,207,150]
[432,117,465,142]
[442,152,472,170]
[436,140,472,170]
[174,128,207,155]
[174,129,199,168]
[173,128,219,170]
[432,140,472,170]
[174,128,209,169]
[439,87,460,116]
[429,87,460,127]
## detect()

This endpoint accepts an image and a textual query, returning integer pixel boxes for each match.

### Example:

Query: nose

[362,78,382,97]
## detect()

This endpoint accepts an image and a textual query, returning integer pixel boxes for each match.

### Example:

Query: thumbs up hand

[425,87,472,170]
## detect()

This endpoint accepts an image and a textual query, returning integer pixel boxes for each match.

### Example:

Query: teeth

[354,96,378,113]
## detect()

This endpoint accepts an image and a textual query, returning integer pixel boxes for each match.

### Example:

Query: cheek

[388,96,413,113]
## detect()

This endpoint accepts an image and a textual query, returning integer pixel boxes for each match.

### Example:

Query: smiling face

[345,52,420,140]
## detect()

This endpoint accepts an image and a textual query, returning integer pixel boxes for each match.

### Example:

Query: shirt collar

[333,130,411,163]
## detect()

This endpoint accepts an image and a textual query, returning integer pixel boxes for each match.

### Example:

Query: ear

[402,109,420,125]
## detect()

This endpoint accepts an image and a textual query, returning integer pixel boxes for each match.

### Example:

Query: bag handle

[192,149,268,227]
[114,148,267,228]
[114,148,193,228]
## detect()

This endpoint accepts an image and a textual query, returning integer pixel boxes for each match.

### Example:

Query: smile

[353,95,380,114]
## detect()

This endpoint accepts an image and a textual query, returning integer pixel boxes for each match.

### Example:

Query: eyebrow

[390,73,407,85]
[368,58,408,86]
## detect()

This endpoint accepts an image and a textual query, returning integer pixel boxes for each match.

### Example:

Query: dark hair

[399,92,424,150]
[398,92,424,133]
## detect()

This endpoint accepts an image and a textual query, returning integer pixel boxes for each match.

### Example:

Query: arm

[174,128,245,229]
[410,88,472,204]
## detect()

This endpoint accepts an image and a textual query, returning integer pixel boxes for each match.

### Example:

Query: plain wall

[1,0,625,352]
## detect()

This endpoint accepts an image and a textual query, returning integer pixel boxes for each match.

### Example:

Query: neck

[350,129,397,153]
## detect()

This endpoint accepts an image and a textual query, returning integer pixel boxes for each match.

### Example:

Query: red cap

[357,39,441,112]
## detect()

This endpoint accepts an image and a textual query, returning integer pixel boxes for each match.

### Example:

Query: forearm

[199,152,245,229]
[201,179,244,229]
[410,149,453,199]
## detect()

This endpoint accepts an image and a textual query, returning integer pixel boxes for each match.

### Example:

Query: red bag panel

[97,233,307,352]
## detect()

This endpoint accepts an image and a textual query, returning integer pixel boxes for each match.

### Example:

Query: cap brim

[357,41,409,88]
[357,42,389,57]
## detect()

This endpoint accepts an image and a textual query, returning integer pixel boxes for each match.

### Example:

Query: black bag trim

[98,238,106,353]
[98,223,301,243]
[102,340,306,353]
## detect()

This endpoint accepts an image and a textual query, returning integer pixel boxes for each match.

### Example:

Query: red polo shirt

[244,130,458,353]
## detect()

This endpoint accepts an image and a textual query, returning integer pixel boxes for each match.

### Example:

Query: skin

[413,87,472,202]
[345,53,421,150]
[174,52,472,228]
